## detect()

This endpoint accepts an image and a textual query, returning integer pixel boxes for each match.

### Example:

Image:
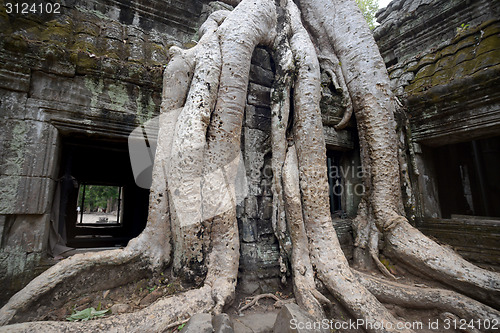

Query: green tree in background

[356,0,379,29]
[78,185,119,212]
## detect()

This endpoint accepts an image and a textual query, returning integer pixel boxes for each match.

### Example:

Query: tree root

[0,287,214,333]
[285,2,411,331]
[385,220,500,309]
[0,248,147,326]
[355,270,500,332]
[238,293,285,314]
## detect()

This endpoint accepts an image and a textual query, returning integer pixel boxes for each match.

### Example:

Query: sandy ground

[77,212,119,224]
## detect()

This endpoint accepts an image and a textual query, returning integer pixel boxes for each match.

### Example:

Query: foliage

[78,185,119,212]
[355,0,379,30]
[456,23,470,34]
[66,305,110,322]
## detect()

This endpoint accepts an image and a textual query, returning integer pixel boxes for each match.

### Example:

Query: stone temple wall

[374,0,500,268]
[0,0,210,303]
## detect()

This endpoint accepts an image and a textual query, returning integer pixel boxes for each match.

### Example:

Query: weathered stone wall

[375,0,500,268]
[0,0,209,303]
[238,48,281,293]
[375,0,499,66]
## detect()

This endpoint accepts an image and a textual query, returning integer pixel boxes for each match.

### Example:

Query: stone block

[241,218,257,243]
[180,313,213,333]
[212,313,234,333]
[273,303,329,333]
[249,64,274,87]
[29,71,92,107]
[3,214,49,253]
[259,196,273,220]
[245,196,259,219]
[323,126,354,151]
[0,69,30,92]
[1,120,59,179]
[247,83,271,108]
[256,218,274,238]
[240,241,280,278]
[237,313,277,333]
[251,47,272,71]
[240,242,259,267]
[245,105,271,131]
[0,176,54,214]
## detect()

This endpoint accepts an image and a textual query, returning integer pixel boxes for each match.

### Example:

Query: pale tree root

[270,4,327,320]
[283,145,329,320]
[284,2,412,332]
[352,202,396,280]
[0,248,147,326]
[355,271,500,333]
[297,0,500,313]
[384,219,500,309]
[0,287,214,333]
[238,293,296,315]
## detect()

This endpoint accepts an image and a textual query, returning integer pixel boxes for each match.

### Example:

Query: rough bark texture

[1,0,499,332]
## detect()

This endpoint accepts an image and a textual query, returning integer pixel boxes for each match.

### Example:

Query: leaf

[66,307,110,321]
[67,308,92,321]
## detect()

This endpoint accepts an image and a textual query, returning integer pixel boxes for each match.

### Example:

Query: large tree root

[355,271,500,330]
[0,248,145,326]
[275,2,411,331]
[298,0,500,312]
[385,220,500,309]
[0,287,214,333]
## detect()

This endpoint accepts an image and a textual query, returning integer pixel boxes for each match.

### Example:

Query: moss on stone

[107,82,129,110]
[405,19,500,95]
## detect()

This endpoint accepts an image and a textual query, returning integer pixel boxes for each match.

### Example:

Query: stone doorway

[56,137,149,249]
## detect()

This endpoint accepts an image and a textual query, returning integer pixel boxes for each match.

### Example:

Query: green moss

[471,50,500,73]
[406,20,500,95]
[73,52,99,71]
[413,63,436,81]
[475,34,500,57]
[136,90,156,124]
[72,41,98,55]
[74,5,110,21]
[40,20,72,43]
[2,35,28,53]
[107,82,129,110]
[84,77,104,108]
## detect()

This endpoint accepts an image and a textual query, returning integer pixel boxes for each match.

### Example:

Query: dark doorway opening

[57,137,149,248]
[433,136,500,219]
[327,150,342,215]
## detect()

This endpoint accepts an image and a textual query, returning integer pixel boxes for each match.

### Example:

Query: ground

[25,250,490,333]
